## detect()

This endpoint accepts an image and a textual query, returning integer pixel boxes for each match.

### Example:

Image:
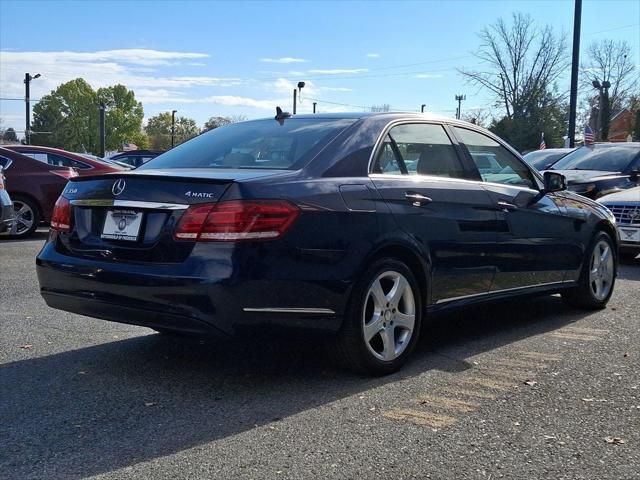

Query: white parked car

[598,186,640,260]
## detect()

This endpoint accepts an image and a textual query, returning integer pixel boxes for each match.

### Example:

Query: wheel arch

[363,240,431,307]
[594,220,618,251]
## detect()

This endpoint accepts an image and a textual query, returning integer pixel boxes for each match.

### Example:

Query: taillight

[174,200,300,242]
[50,168,78,179]
[51,196,71,232]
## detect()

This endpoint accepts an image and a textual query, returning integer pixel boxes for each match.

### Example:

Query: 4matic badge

[184,191,214,198]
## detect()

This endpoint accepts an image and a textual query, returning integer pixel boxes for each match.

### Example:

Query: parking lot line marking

[516,351,562,361]
[549,332,600,341]
[383,408,457,428]
[477,367,528,381]
[494,359,547,370]
[560,326,608,335]
[461,376,515,391]
[416,395,479,413]
[439,387,497,400]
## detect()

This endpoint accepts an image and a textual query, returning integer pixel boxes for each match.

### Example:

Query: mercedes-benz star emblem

[112,179,126,196]
[628,210,640,222]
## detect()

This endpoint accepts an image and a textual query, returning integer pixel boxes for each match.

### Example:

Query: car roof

[251,111,457,122]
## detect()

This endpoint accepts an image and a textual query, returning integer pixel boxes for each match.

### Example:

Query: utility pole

[24,72,41,145]
[99,102,106,158]
[171,110,177,148]
[313,102,317,114]
[421,104,426,113]
[568,0,582,147]
[455,95,466,120]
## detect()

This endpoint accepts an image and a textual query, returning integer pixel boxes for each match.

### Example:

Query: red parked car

[0,147,77,238]
[5,145,126,176]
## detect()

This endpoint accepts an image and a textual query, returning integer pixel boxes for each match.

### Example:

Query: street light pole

[421,104,426,113]
[24,72,41,145]
[313,102,317,114]
[455,95,466,120]
[171,110,177,148]
[568,0,582,147]
[99,102,106,158]
[293,81,305,115]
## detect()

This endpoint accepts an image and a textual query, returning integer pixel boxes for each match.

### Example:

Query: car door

[452,126,577,291]
[369,122,500,304]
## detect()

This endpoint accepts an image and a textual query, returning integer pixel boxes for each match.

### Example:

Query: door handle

[497,200,518,211]
[405,192,433,206]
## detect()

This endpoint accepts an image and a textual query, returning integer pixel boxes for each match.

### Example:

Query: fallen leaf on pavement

[524,380,538,386]
[19,344,33,349]
[582,398,594,402]
[144,402,158,407]
[604,437,625,445]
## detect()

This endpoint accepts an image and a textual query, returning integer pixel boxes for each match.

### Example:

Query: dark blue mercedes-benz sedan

[37,112,618,375]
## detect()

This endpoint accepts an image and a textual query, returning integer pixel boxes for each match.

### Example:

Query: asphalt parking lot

[1,231,639,480]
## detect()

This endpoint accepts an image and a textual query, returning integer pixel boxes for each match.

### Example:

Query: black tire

[329,257,423,376]
[9,195,40,238]
[562,231,617,310]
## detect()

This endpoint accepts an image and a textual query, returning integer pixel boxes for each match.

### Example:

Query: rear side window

[372,123,466,178]
[0,156,11,170]
[453,127,535,189]
[141,118,356,170]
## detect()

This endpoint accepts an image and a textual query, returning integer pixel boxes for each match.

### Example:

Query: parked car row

[0,145,159,238]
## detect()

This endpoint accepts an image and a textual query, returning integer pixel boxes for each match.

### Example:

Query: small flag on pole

[539,133,546,150]
[584,125,595,144]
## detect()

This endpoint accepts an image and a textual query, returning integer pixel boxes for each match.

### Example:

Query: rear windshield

[551,144,639,172]
[140,118,356,170]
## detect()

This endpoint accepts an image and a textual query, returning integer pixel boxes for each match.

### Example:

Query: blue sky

[1,0,638,132]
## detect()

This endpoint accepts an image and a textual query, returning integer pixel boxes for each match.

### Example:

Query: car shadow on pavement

[0,229,49,243]
[617,262,640,281]
[0,295,589,479]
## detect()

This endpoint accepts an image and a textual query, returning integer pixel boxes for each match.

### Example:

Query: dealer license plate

[618,226,640,243]
[101,209,142,241]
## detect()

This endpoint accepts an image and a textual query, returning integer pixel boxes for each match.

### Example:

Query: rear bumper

[36,241,347,335]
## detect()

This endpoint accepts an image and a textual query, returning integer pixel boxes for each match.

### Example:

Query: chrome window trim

[434,280,575,304]
[242,307,336,315]
[71,199,188,210]
[366,119,456,176]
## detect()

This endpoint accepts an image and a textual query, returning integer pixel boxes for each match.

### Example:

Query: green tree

[145,112,199,150]
[2,127,18,142]
[31,78,146,153]
[202,115,247,132]
[490,90,567,151]
[32,78,97,151]
[97,85,148,150]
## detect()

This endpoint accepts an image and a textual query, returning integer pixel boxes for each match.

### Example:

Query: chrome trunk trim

[71,199,188,210]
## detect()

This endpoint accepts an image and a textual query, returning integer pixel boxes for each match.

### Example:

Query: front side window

[372,123,466,178]
[454,127,535,189]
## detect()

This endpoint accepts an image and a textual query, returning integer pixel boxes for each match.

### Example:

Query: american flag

[584,125,595,144]
[539,133,546,150]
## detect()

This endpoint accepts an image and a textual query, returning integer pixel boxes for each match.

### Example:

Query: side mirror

[543,171,567,193]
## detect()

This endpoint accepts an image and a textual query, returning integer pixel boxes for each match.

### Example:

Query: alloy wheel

[10,200,35,236]
[362,270,416,361]
[589,239,614,301]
